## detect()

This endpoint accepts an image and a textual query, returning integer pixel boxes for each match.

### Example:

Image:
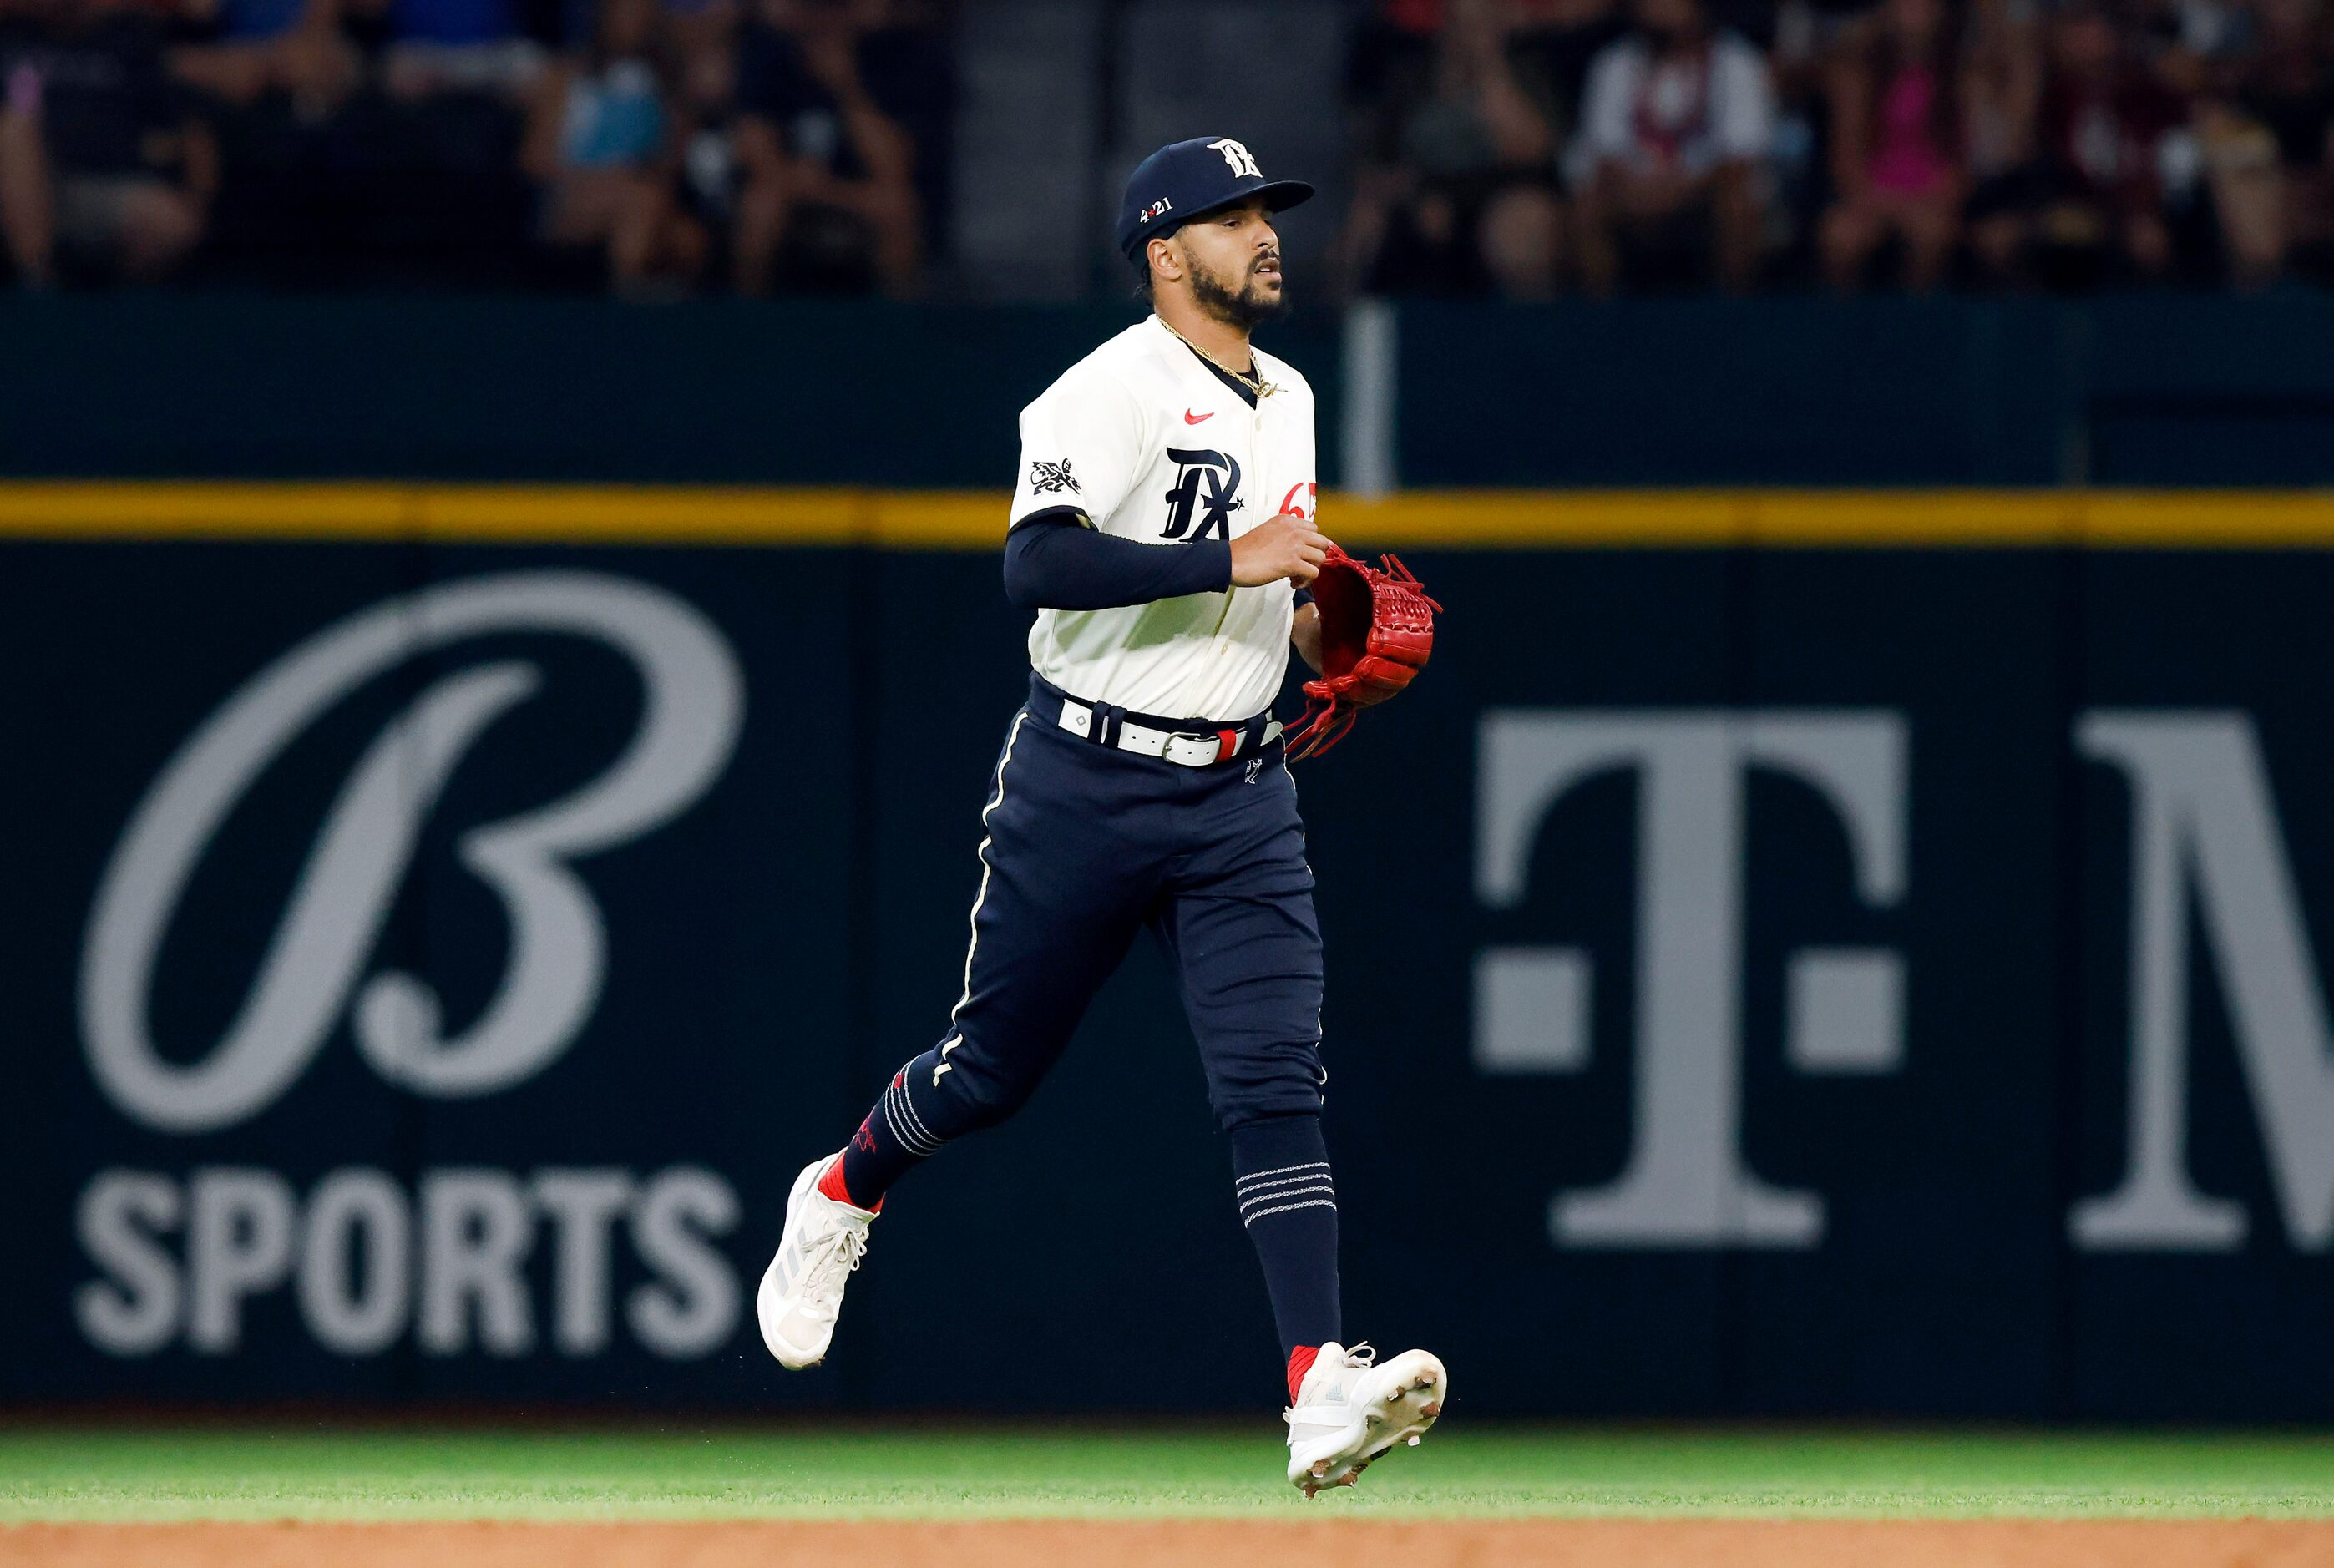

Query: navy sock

[835,1053,953,1208]
[1232,1114,1342,1382]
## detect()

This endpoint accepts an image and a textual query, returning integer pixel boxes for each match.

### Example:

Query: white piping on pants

[936,707,1030,1085]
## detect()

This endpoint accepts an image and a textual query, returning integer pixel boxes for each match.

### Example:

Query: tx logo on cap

[1116,135,1312,260]
[1209,139,1261,178]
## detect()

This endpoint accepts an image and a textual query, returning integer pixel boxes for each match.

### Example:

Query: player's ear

[1148,235,1182,288]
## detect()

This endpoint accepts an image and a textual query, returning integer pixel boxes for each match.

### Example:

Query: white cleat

[1284,1341,1448,1496]
[756,1156,876,1369]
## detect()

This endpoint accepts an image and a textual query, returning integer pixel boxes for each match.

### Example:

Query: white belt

[1057,697,1283,768]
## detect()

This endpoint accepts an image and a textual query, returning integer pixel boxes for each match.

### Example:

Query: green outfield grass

[3,1424,2333,1521]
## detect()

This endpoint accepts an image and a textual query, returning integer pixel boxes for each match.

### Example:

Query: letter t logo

[1474,712,1911,1248]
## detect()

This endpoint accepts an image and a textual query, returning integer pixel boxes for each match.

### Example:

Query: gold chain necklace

[1160,318,1275,399]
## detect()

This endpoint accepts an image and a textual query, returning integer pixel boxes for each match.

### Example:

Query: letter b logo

[81,571,745,1134]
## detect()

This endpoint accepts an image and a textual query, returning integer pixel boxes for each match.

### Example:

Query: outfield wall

[8,485,2334,1419]
[13,291,2334,488]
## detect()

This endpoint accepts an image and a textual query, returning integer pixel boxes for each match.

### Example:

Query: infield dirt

[8,1519,2334,1566]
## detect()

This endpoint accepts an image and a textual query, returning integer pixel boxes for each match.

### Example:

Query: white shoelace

[795,1220,869,1323]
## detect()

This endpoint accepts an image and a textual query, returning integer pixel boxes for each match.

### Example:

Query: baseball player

[756,136,1445,1495]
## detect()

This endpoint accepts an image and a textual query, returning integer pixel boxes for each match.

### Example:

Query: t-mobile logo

[1473,712,1911,1250]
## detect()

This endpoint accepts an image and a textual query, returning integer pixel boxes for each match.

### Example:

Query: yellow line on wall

[0,483,870,544]
[5,482,2334,547]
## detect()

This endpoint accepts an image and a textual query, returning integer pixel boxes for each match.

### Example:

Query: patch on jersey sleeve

[1030,459,1081,495]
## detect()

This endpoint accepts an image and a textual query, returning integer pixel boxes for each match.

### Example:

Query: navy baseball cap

[1117,136,1314,261]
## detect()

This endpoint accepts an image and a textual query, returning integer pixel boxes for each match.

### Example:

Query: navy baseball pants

[830,672,1342,1366]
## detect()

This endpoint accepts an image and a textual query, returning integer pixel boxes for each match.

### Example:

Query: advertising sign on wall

[8,516,2334,1419]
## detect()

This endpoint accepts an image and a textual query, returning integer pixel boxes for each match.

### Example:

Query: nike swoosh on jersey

[1183,409,1213,424]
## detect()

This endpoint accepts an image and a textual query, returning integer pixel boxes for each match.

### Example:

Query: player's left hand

[1285,547,1441,759]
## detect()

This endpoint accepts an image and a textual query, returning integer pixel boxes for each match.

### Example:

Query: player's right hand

[1230,511,1333,589]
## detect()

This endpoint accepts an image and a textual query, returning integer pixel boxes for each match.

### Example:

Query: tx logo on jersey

[1030,458,1080,495]
[1210,139,1261,179]
[1161,448,1243,541]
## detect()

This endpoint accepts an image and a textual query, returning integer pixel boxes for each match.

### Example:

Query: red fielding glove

[1285,544,1441,761]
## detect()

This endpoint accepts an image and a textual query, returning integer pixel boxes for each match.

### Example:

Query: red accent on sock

[1287,1345,1320,1403]
[818,1154,879,1212]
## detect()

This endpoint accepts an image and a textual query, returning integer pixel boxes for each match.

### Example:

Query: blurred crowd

[1342,0,2334,292]
[6,0,2332,295]
[0,0,948,291]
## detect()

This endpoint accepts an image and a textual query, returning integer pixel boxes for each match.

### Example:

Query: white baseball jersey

[1007,314,1318,722]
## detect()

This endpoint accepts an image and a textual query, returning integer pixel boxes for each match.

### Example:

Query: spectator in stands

[2018,2,2188,284]
[1570,0,1775,292]
[0,0,217,286]
[1344,0,1441,182]
[1506,0,1629,148]
[1819,0,1967,290]
[520,0,701,291]
[371,0,546,99]
[661,0,737,265]
[731,0,921,295]
[1342,0,1560,297]
[170,0,359,118]
[1962,0,2045,283]
[661,0,737,86]
[2221,0,2334,282]
[1340,0,1460,291]
[853,0,949,253]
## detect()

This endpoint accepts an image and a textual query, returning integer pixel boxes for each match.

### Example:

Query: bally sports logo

[74,571,750,1360]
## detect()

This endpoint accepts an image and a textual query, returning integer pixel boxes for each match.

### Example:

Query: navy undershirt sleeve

[1003,509,1233,612]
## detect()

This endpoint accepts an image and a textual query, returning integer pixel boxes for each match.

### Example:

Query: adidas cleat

[1283,1341,1447,1496]
[756,1156,875,1369]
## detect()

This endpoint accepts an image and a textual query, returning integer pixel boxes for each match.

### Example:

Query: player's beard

[1190,251,1288,330]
